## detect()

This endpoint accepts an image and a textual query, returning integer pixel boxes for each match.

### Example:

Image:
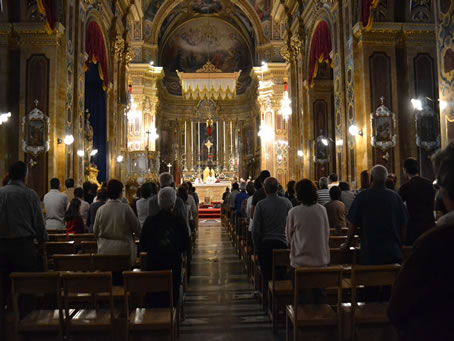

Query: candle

[216,121,218,162]
[191,121,194,168]
[184,121,187,156]
[223,120,225,158]
[198,122,200,161]
[230,121,233,153]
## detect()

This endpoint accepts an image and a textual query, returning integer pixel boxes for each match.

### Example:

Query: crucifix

[167,163,172,173]
[145,129,151,151]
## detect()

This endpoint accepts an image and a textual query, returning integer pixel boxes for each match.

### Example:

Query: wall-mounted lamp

[321,137,329,146]
[348,125,363,137]
[0,112,11,125]
[149,60,154,66]
[336,139,344,147]
[258,125,273,142]
[59,135,74,145]
[90,149,98,156]
[440,100,448,110]
[116,155,124,163]
[77,150,84,157]
[411,98,423,111]
[297,150,304,157]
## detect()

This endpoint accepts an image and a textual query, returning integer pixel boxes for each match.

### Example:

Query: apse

[159,17,253,96]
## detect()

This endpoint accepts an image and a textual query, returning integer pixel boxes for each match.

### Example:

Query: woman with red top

[65,198,84,236]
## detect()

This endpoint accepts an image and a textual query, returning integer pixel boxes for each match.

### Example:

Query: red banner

[308,21,333,88]
[85,22,109,91]
[37,0,56,34]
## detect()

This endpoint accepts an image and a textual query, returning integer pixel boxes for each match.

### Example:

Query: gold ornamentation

[280,45,291,63]
[112,36,124,57]
[123,46,134,65]
[196,61,222,73]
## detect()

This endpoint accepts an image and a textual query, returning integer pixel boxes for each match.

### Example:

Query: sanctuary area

[1,1,454,341]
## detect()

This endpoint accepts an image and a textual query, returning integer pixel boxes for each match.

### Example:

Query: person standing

[398,158,435,245]
[86,188,108,233]
[286,179,330,268]
[388,151,454,340]
[140,187,189,307]
[73,187,90,229]
[252,177,293,285]
[43,178,68,231]
[328,173,339,189]
[93,180,140,266]
[250,170,271,219]
[0,161,47,308]
[83,181,94,204]
[343,165,407,265]
[148,173,190,235]
[285,180,298,207]
[64,198,84,235]
[324,186,346,234]
[339,181,355,215]
[65,178,75,201]
[136,182,157,228]
[317,177,331,205]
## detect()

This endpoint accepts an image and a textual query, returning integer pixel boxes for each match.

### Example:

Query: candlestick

[184,121,187,157]
[216,121,218,162]
[198,122,200,162]
[230,121,233,153]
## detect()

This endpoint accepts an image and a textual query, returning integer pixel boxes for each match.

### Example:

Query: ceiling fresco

[160,17,253,96]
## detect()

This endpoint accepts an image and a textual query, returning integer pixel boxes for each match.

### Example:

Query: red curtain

[361,0,379,30]
[37,0,56,34]
[307,21,333,88]
[85,22,109,91]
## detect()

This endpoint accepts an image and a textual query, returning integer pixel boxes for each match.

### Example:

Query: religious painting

[415,104,440,152]
[144,0,165,21]
[22,102,50,156]
[314,135,329,164]
[370,99,397,152]
[160,17,252,96]
[249,0,271,21]
[191,0,223,14]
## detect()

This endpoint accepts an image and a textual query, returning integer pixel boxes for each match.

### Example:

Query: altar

[194,182,230,204]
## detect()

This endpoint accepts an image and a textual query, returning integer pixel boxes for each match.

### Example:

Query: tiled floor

[179,219,284,341]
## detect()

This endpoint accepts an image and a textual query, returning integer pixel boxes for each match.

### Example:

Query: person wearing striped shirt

[317,177,330,205]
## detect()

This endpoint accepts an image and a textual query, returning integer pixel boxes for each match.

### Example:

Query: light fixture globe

[64,135,74,145]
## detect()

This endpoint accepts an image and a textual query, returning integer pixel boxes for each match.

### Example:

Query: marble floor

[179,219,285,341]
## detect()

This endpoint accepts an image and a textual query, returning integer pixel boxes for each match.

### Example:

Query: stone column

[251,63,290,185]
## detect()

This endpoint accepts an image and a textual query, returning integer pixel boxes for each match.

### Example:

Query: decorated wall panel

[24,54,49,197]
[369,52,395,171]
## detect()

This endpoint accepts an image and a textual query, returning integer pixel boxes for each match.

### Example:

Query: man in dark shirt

[344,165,407,265]
[388,222,454,340]
[398,157,435,245]
[0,161,47,309]
[140,187,189,307]
[250,170,271,219]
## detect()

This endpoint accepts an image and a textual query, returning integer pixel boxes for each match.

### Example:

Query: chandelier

[177,61,241,100]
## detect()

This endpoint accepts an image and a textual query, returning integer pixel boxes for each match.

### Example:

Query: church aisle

[179,219,284,341]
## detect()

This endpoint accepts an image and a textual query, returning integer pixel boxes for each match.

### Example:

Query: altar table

[193,182,230,204]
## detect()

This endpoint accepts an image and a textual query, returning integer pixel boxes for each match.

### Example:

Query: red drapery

[308,21,333,88]
[37,0,56,34]
[85,21,109,91]
[361,0,379,31]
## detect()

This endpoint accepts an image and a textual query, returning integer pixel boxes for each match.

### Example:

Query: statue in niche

[84,110,94,156]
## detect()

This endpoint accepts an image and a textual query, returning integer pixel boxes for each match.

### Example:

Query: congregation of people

[0,141,454,340]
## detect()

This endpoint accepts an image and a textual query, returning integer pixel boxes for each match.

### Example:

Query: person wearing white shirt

[286,179,330,269]
[43,178,68,230]
[136,182,157,228]
[94,179,140,266]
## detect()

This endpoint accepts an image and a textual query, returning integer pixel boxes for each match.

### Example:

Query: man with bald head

[343,165,407,265]
[252,177,293,285]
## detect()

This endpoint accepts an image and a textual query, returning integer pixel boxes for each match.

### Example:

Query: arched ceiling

[142,0,270,97]
[159,17,253,96]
